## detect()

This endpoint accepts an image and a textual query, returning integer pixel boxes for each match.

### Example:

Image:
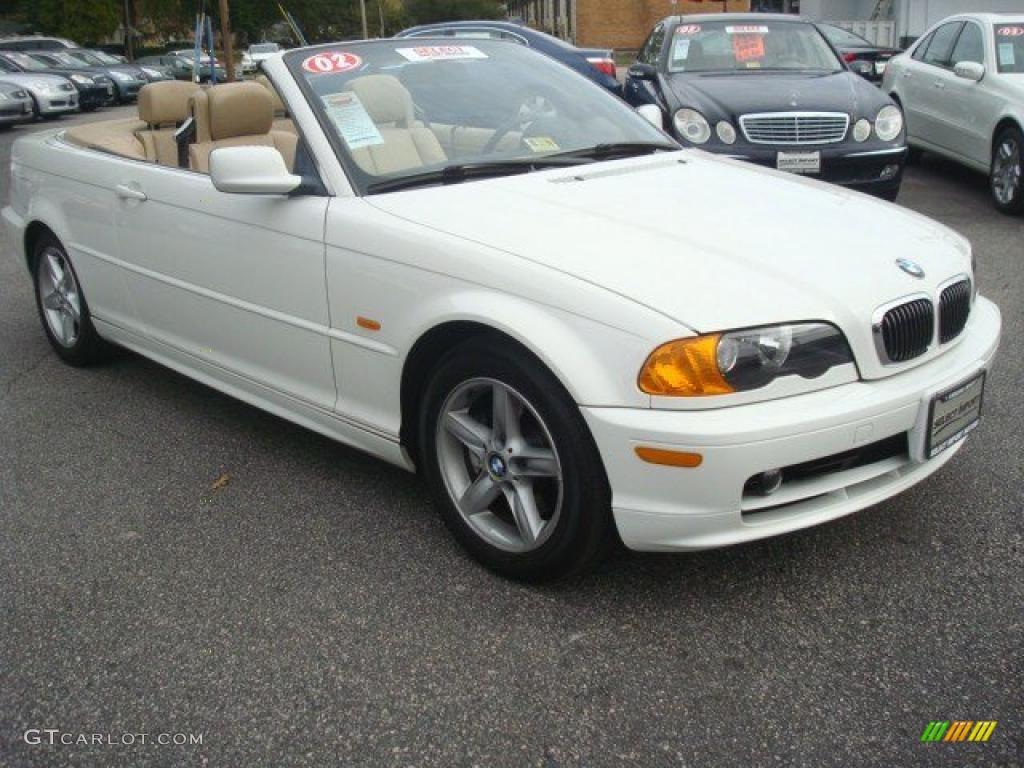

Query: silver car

[0,80,33,126]
[0,60,77,118]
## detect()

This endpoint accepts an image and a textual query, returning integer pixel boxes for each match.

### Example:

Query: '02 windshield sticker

[321,92,384,150]
[302,51,362,75]
[396,45,488,62]
[996,26,1024,36]
[675,25,702,36]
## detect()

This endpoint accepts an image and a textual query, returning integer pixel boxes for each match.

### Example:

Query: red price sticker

[996,26,1024,36]
[675,24,702,36]
[301,51,362,74]
[732,34,766,62]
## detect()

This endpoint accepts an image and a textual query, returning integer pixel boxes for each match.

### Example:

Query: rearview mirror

[627,63,658,81]
[954,61,984,82]
[636,104,664,129]
[209,146,301,195]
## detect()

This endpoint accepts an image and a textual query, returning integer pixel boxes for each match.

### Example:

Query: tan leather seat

[345,75,446,175]
[254,74,294,133]
[65,118,146,161]
[187,81,297,173]
[136,80,201,166]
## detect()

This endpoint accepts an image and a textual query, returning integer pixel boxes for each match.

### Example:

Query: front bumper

[112,79,144,101]
[76,83,111,110]
[583,297,1001,552]
[713,143,906,195]
[37,91,78,114]
[0,98,33,123]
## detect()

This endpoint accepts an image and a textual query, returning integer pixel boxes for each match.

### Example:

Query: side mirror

[209,146,301,195]
[627,63,658,81]
[954,61,984,82]
[636,104,664,129]
[849,60,873,78]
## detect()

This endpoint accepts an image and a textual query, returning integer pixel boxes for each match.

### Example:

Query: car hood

[368,152,971,379]
[662,70,887,118]
[0,72,70,89]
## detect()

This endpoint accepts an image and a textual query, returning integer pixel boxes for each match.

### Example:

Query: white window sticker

[725,25,770,35]
[672,39,691,60]
[998,42,1016,67]
[321,92,384,150]
[396,45,488,62]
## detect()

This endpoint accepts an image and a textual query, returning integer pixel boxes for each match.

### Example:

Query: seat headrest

[254,74,287,116]
[138,80,201,125]
[203,82,274,140]
[347,75,414,127]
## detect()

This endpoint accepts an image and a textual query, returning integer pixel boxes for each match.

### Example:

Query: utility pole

[122,0,134,60]
[360,0,369,39]
[218,0,235,81]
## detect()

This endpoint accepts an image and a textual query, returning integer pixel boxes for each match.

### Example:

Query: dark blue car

[395,21,621,96]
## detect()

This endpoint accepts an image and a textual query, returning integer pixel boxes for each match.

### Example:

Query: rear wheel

[32,233,113,366]
[419,340,613,581]
[991,125,1023,215]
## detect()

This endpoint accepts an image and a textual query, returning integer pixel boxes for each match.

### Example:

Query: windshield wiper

[546,141,679,161]
[365,157,588,194]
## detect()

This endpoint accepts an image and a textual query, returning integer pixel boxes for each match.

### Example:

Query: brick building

[506,0,752,50]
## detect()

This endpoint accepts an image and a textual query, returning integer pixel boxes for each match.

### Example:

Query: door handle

[114,183,147,201]
[903,71,912,78]
[934,81,945,89]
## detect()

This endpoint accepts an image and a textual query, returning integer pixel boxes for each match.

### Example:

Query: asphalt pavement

[0,109,1021,767]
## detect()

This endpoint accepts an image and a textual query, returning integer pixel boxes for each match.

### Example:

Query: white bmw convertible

[3,39,1002,579]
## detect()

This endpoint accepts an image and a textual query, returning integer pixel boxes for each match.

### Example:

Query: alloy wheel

[992,135,1021,205]
[36,247,81,347]
[435,378,563,553]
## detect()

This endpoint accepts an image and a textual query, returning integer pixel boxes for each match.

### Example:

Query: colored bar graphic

[921,720,996,743]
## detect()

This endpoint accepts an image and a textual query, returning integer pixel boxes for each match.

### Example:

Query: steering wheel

[481,94,559,155]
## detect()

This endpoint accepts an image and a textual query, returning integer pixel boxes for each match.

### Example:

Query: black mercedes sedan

[624,14,907,200]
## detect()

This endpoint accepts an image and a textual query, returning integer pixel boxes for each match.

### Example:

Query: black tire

[419,339,614,581]
[876,186,900,202]
[31,232,113,366]
[991,125,1024,216]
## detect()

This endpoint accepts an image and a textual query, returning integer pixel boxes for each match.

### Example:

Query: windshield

[48,51,89,67]
[288,40,671,194]
[668,20,842,73]
[66,50,100,64]
[6,52,48,70]
[251,43,280,54]
[995,24,1024,73]
[821,25,873,47]
[89,50,122,64]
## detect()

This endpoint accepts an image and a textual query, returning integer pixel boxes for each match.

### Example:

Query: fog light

[746,468,783,497]
[880,164,900,180]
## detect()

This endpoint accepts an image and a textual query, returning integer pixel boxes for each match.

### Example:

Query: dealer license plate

[875,61,887,75]
[776,151,820,174]
[926,371,985,458]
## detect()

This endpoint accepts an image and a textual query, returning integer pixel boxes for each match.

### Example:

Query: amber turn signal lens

[637,335,734,396]
[634,447,703,468]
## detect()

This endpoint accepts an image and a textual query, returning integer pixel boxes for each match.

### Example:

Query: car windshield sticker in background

[524,136,560,153]
[675,25,702,36]
[673,39,691,61]
[732,35,766,63]
[999,42,1016,67]
[321,92,383,150]
[396,46,488,62]
[302,51,362,75]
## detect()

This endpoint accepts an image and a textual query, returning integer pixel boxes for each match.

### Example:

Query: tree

[404,0,503,25]
[19,0,121,45]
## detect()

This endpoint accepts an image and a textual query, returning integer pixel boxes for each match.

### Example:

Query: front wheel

[991,125,1023,215]
[419,340,614,581]
[32,233,113,366]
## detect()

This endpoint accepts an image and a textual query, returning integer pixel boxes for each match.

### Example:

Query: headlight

[852,118,871,142]
[109,71,132,82]
[638,323,854,396]
[70,73,93,85]
[875,105,903,141]
[673,108,711,144]
[0,92,6,101]
[141,67,160,77]
[715,120,737,144]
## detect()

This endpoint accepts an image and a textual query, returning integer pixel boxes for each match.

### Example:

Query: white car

[240,42,283,75]
[883,13,1024,214]
[3,40,1002,580]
